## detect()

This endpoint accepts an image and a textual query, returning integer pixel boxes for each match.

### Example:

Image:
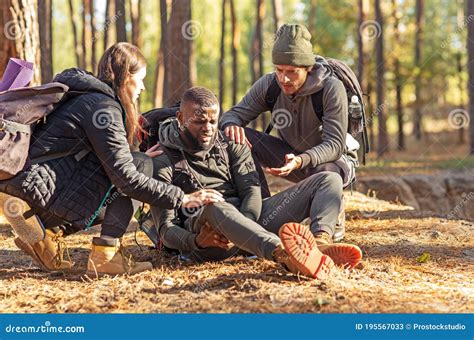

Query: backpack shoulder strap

[264,76,281,111]
[310,88,325,123]
[263,76,282,134]
[159,145,201,192]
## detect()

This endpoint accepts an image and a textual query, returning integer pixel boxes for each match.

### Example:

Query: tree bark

[153,0,168,107]
[375,0,388,157]
[81,1,88,70]
[130,0,141,47]
[165,0,193,105]
[38,0,52,82]
[6,0,42,85]
[413,0,424,140]
[272,0,283,32]
[229,0,239,105]
[357,0,364,82]
[252,0,266,129]
[90,0,97,72]
[0,1,17,75]
[104,0,116,51]
[68,0,83,68]
[468,0,474,154]
[308,0,317,37]
[392,0,405,150]
[115,0,127,42]
[218,0,226,110]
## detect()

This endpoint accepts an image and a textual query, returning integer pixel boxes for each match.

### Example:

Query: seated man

[219,24,359,244]
[150,87,362,280]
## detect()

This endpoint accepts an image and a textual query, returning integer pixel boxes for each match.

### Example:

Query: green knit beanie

[272,24,315,67]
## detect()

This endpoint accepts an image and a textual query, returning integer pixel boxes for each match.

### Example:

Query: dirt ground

[0,188,472,313]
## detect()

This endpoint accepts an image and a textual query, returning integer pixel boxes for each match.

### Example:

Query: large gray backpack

[0,83,69,180]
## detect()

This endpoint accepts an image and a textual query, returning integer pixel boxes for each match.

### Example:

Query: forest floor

[0,189,472,313]
[0,129,472,313]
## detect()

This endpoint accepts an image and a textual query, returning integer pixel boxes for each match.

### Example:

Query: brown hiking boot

[86,237,152,277]
[313,231,333,245]
[278,223,334,280]
[14,229,73,271]
[318,243,362,269]
[0,193,45,244]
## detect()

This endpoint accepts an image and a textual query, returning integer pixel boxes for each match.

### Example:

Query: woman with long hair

[0,43,223,276]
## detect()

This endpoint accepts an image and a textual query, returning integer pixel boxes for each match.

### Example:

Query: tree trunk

[115,0,127,42]
[375,0,388,157]
[38,0,52,82]
[392,0,405,150]
[165,0,193,105]
[218,0,226,110]
[272,0,283,32]
[230,0,239,105]
[367,80,375,149]
[468,0,474,154]
[357,0,364,82]
[254,0,266,130]
[153,0,168,107]
[0,2,17,75]
[68,0,83,68]
[308,0,317,37]
[5,0,42,85]
[104,0,116,51]
[81,1,88,70]
[413,0,424,140]
[90,0,97,72]
[130,0,141,47]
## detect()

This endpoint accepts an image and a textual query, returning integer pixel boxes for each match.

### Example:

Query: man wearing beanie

[219,23,355,245]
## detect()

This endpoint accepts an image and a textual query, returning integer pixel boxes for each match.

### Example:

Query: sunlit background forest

[1,0,474,163]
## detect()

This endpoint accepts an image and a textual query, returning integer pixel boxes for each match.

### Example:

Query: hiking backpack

[264,57,370,164]
[139,103,181,152]
[0,82,69,180]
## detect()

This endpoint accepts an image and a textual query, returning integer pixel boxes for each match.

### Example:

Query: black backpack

[139,102,180,152]
[264,57,370,164]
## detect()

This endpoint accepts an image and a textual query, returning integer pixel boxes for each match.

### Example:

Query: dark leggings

[38,152,153,238]
[245,127,344,198]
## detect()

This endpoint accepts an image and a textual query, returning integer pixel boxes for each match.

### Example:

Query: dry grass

[0,188,472,314]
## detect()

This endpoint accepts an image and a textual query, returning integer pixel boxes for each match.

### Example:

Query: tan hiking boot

[14,229,73,271]
[278,223,334,280]
[318,243,362,269]
[0,193,45,244]
[86,237,152,277]
[313,231,333,245]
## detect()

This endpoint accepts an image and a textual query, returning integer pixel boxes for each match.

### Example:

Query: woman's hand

[145,144,163,158]
[182,189,224,208]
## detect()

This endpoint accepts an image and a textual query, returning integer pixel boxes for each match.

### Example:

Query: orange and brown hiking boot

[278,222,334,280]
[318,243,362,269]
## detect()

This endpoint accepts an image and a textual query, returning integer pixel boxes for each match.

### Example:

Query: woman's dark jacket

[0,68,184,230]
